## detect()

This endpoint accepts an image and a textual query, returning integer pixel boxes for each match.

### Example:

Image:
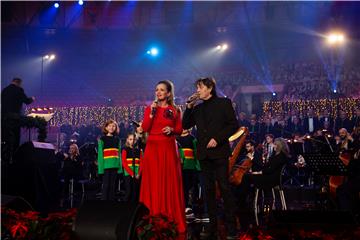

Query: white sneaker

[185,208,195,218]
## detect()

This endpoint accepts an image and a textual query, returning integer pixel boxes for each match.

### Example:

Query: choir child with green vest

[122,133,143,202]
[98,119,122,201]
[177,129,201,214]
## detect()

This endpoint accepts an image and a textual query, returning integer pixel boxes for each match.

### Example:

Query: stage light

[147,47,159,57]
[43,55,50,59]
[78,0,84,6]
[49,54,56,61]
[333,89,337,93]
[326,32,346,45]
[54,2,59,8]
[216,45,222,50]
[222,44,228,50]
[272,92,276,96]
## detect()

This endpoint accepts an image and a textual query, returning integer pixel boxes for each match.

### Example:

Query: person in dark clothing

[183,77,239,239]
[60,144,84,203]
[336,140,360,213]
[250,138,289,189]
[303,109,320,135]
[352,108,360,130]
[260,117,275,141]
[244,140,263,172]
[1,78,35,158]
[335,110,353,134]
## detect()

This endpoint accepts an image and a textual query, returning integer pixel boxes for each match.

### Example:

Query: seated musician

[233,140,263,229]
[336,128,355,152]
[336,128,360,213]
[245,140,263,172]
[250,138,290,189]
[235,138,289,229]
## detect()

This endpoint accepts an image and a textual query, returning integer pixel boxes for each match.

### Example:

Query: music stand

[304,153,348,176]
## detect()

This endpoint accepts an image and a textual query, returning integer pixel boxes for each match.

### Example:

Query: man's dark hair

[12,77,22,84]
[265,134,274,139]
[245,140,256,147]
[195,77,217,97]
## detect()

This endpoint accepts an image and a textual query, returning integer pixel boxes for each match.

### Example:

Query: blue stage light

[147,47,159,57]
[150,48,158,56]
[54,3,59,8]
[78,0,84,6]
[333,89,337,93]
[272,92,276,96]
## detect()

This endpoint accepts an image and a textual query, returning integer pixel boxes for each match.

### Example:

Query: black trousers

[123,175,140,202]
[200,158,237,234]
[102,168,118,201]
[182,169,199,208]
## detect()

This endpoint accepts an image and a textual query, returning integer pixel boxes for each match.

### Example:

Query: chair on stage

[253,165,287,226]
[61,178,89,208]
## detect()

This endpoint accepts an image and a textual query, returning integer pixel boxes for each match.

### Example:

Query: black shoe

[200,225,217,240]
[226,235,238,240]
[199,231,217,240]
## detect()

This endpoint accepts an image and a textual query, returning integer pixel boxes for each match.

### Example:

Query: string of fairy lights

[26,98,359,127]
[263,98,360,118]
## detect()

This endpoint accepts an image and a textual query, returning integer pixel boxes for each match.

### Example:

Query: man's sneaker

[185,208,195,218]
[195,213,210,222]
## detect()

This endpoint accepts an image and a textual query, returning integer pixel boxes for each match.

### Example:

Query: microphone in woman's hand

[151,99,158,116]
[131,120,140,127]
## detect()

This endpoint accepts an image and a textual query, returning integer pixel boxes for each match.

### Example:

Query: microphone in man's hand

[151,99,158,116]
[186,93,200,104]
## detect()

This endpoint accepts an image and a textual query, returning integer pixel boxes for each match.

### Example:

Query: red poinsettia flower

[10,222,29,238]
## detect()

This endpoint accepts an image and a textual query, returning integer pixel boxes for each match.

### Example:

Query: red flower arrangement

[135,214,178,240]
[1,207,77,240]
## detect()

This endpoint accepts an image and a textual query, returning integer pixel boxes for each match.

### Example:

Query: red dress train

[139,105,186,233]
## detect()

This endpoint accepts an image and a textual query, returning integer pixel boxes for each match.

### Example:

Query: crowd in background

[177,61,360,103]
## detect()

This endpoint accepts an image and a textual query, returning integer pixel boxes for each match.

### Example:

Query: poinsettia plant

[1,207,77,240]
[135,214,178,240]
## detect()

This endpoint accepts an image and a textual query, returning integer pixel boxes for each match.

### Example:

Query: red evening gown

[139,105,186,233]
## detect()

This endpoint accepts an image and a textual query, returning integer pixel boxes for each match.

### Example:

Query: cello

[228,127,250,185]
[329,151,352,198]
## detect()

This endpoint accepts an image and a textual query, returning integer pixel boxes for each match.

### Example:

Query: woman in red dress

[139,80,186,233]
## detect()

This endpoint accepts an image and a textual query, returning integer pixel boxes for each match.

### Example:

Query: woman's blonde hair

[69,143,80,156]
[274,138,290,157]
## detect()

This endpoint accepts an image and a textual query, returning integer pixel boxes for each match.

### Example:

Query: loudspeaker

[6,141,60,213]
[14,141,56,165]
[74,201,149,240]
[1,195,34,212]
[271,210,356,227]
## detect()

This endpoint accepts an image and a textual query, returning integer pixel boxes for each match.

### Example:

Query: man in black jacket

[183,77,239,239]
[1,78,35,157]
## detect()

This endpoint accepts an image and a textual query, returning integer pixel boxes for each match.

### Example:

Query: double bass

[228,127,250,185]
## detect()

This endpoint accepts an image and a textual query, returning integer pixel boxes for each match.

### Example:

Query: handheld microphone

[151,99,158,116]
[186,93,200,104]
[131,120,140,127]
